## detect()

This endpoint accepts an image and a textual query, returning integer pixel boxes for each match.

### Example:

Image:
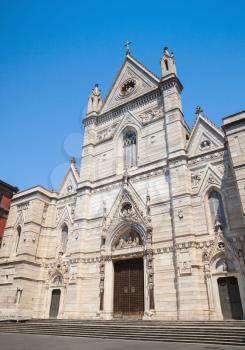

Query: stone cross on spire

[195,106,203,116]
[124,40,132,54]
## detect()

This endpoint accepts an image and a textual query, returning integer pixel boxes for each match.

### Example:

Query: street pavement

[0,333,244,350]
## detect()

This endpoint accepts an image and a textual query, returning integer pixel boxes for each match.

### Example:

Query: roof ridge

[128,53,160,81]
[200,113,221,131]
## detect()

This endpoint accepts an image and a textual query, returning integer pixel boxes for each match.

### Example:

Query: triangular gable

[202,225,238,264]
[101,53,160,114]
[105,181,149,236]
[56,205,74,227]
[113,111,142,139]
[59,162,79,196]
[187,115,224,156]
[198,165,223,194]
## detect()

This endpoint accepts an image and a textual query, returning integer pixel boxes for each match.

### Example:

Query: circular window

[200,139,211,150]
[67,185,73,192]
[120,79,136,97]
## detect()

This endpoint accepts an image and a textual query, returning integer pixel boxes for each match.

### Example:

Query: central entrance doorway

[113,258,144,318]
[49,289,61,318]
[218,277,243,319]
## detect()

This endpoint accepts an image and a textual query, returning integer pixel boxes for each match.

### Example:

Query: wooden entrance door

[113,258,144,318]
[49,289,61,318]
[218,277,243,319]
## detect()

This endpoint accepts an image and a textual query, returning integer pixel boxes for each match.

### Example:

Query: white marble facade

[1,48,245,321]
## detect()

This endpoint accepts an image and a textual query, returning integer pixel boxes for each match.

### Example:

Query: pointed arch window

[123,131,137,169]
[208,190,226,228]
[60,224,68,254]
[16,226,21,253]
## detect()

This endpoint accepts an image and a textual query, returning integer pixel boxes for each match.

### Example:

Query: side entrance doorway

[218,277,243,319]
[113,258,144,318]
[49,289,61,318]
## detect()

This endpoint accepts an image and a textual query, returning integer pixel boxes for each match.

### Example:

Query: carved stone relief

[47,257,70,287]
[207,174,219,185]
[96,123,119,143]
[191,173,202,188]
[137,108,163,124]
[146,249,155,310]
[178,250,192,275]
[114,231,141,250]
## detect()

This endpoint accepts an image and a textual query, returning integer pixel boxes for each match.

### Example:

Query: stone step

[0,329,244,339]
[0,320,244,346]
[28,319,245,324]
[1,323,244,331]
[0,324,244,332]
[0,329,244,346]
[3,320,245,326]
[19,320,245,327]
[0,327,244,339]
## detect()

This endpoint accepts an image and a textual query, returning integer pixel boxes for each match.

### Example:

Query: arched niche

[59,223,68,255]
[208,189,226,228]
[109,222,146,253]
[52,274,64,286]
[203,185,230,235]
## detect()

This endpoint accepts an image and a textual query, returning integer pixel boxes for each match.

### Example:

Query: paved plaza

[0,333,244,350]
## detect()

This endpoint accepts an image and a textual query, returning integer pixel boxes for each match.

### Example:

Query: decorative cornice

[188,150,225,166]
[83,90,161,128]
[83,114,97,127]
[160,76,183,93]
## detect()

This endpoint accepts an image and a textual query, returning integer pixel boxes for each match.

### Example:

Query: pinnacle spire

[87,84,103,114]
[160,46,177,78]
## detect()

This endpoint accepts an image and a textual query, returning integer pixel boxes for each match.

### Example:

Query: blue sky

[1,0,244,191]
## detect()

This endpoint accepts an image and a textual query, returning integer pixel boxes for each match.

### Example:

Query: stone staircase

[0,319,245,346]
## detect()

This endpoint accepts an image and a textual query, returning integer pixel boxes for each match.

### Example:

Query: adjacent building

[0,180,18,246]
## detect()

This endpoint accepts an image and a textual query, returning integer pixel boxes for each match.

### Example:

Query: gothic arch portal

[105,221,147,254]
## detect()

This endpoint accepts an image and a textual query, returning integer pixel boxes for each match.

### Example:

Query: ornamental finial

[195,106,203,116]
[124,40,132,55]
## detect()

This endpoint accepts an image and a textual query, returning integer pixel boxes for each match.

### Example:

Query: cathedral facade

[0,48,245,321]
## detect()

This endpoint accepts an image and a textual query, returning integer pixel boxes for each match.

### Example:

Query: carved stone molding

[188,151,224,166]
[41,235,243,267]
[131,168,165,183]
[17,201,29,212]
[93,91,161,127]
[146,249,155,309]
[202,224,239,265]
[99,258,105,311]
[46,257,70,287]
[41,204,48,224]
